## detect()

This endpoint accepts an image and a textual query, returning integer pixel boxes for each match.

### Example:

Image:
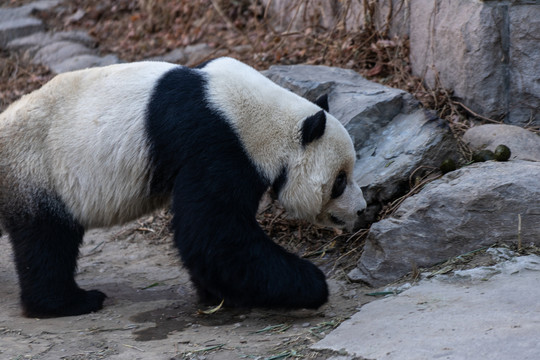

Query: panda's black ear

[314,94,329,112]
[301,110,326,146]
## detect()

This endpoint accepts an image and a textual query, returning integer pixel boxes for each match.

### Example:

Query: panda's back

[0,62,179,228]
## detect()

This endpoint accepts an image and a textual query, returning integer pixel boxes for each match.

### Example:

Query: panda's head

[274,95,367,231]
[200,57,366,231]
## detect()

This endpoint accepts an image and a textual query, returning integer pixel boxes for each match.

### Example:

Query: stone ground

[315,252,540,360]
[2,217,539,360]
[0,214,378,360]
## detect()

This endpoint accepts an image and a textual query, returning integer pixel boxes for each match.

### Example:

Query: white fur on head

[202,58,366,230]
[280,113,366,230]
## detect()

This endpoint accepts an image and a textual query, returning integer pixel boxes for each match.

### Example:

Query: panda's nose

[357,209,364,216]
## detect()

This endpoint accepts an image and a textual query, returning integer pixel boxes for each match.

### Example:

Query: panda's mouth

[329,214,346,227]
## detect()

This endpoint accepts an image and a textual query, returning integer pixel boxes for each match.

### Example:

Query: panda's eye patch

[331,171,347,199]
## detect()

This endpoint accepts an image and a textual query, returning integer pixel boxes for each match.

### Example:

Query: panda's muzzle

[329,214,346,227]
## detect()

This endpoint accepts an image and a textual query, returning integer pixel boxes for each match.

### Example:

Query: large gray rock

[264,65,456,223]
[352,160,540,286]
[354,108,455,222]
[262,1,539,126]
[410,0,506,121]
[463,124,540,162]
[409,0,539,126]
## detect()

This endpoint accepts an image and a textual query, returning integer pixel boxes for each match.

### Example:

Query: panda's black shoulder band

[301,110,326,147]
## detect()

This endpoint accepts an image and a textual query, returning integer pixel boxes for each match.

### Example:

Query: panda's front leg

[172,183,328,310]
[6,193,106,318]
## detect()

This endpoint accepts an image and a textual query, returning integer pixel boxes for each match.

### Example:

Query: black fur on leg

[171,164,328,310]
[5,191,106,318]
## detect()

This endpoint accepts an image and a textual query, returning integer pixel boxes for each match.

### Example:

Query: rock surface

[463,124,540,162]
[264,64,457,223]
[354,108,455,223]
[263,0,540,125]
[509,4,540,125]
[315,254,540,360]
[410,0,507,121]
[352,160,540,286]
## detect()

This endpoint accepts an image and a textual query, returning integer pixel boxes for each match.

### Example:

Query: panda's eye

[331,171,347,199]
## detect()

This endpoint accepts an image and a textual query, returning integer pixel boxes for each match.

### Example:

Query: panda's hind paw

[23,289,107,318]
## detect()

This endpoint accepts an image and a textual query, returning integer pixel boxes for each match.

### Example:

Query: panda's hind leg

[5,192,106,318]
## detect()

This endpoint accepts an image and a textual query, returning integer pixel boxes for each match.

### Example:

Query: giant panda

[0,57,366,318]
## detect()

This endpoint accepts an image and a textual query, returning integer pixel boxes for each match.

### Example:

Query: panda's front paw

[286,259,329,309]
[69,289,107,315]
[23,288,107,318]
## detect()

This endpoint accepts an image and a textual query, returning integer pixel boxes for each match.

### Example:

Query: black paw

[23,289,107,318]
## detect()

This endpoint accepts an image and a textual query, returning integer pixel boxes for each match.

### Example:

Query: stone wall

[263,0,540,126]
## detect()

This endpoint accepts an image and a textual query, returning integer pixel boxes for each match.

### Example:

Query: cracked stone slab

[315,255,540,360]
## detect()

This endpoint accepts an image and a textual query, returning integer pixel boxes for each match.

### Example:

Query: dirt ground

[0,211,378,360]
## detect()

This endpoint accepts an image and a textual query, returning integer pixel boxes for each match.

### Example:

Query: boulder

[463,124,540,162]
[354,108,455,223]
[262,1,539,126]
[264,65,457,223]
[410,0,507,121]
[509,5,540,125]
[351,160,540,286]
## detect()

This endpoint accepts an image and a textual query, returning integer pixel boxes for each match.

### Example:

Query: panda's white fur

[203,58,365,228]
[0,62,177,228]
[0,57,366,317]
